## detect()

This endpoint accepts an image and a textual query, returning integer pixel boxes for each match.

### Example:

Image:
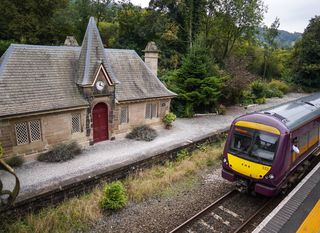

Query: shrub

[265,87,283,98]
[37,141,82,162]
[250,80,267,99]
[126,125,158,141]
[268,79,289,94]
[5,156,24,167]
[100,181,128,210]
[241,89,255,105]
[255,97,266,104]
[162,112,177,126]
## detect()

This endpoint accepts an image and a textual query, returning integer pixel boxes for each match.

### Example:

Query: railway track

[170,190,273,233]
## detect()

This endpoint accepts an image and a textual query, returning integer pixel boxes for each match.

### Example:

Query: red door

[93,103,109,143]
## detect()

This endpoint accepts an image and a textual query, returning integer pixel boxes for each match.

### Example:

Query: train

[222,94,320,196]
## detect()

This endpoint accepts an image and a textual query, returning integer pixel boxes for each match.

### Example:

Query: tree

[164,37,224,117]
[293,16,320,88]
[150,0,206,51]
[205,0,265,62]
[262,17,280,80]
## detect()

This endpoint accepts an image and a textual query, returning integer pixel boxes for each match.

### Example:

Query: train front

[222,113,288,196]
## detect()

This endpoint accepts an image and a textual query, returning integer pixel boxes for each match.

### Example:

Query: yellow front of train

[222,117,284,196]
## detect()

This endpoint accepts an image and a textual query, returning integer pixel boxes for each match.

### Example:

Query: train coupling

[236,179,249,193]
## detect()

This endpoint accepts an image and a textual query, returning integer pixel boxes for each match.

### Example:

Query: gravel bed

[91,167,233,233]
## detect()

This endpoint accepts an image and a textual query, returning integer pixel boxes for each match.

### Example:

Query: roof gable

[92,63,114,87]
[77,17,119,86]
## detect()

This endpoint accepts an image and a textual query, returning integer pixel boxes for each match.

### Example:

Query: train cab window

[251,132,278,163]
[230,127,279,165]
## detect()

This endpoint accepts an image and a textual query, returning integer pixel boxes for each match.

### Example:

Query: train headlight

[223,158,228,165]
[265,174,275,179]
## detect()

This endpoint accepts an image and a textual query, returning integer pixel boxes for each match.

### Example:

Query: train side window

[298,133,308,154]
[308,126,319,147]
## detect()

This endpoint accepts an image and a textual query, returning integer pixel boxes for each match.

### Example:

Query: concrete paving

[0,93,308,201]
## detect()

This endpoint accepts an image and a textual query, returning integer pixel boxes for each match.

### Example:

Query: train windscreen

[229,127,279,165]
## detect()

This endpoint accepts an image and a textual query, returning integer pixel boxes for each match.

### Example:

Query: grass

[2,140,225,233]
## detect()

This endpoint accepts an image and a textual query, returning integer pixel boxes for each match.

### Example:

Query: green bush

[255,97,266,104]
[37,141,82,162]
[241,90,255,105]
[126,125,158,141]
[268,80,289,94]
[250,80,267,99]
[5,156,24,167]
[265,87,283,98]
[162,112,177,126]
[100,181,128,210]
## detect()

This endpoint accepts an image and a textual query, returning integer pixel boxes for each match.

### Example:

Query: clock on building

[95,81,105,91]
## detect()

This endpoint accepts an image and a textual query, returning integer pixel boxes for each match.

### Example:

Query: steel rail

[233,198,273,233]
[169,189,238,233]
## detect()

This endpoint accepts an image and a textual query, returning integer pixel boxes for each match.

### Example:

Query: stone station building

[0,17,176,159]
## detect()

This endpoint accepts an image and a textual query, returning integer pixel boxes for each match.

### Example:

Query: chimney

[143,41,159,76]
[64,36,79,46]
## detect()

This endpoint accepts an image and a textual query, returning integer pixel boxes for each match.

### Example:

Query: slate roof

[0,17,175,118]
[0,44,88,118]
[105,49,176,102]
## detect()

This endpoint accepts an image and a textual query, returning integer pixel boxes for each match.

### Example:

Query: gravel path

[0,93,308,201]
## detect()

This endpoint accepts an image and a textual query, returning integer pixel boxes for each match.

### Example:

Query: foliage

[100,181,128,210]
[241,79,289,105]
[5,156,24,168]
[250,80,267,99]
[162,112,176,126]
[205,0,265,62]
[262,18,280,80]
[126,125,158,141]
[176,148,191,162]
[4,186,103,233]
[125,140,224,202]
[268,79,289,94]
[292,16,320,89]
[164,37,225,117]
[37,142,82,162]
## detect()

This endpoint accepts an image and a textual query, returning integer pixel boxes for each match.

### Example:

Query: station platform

[253,161,320,233]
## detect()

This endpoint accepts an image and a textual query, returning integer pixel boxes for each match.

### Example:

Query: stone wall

[113,98,171,135]
[0,109,89,160]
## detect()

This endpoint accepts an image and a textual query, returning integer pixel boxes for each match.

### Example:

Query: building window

[145,103,158,119]
[71,113,81,133]
[120,106,129,124]
[29,120,42,142]
[15,120,42,145]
